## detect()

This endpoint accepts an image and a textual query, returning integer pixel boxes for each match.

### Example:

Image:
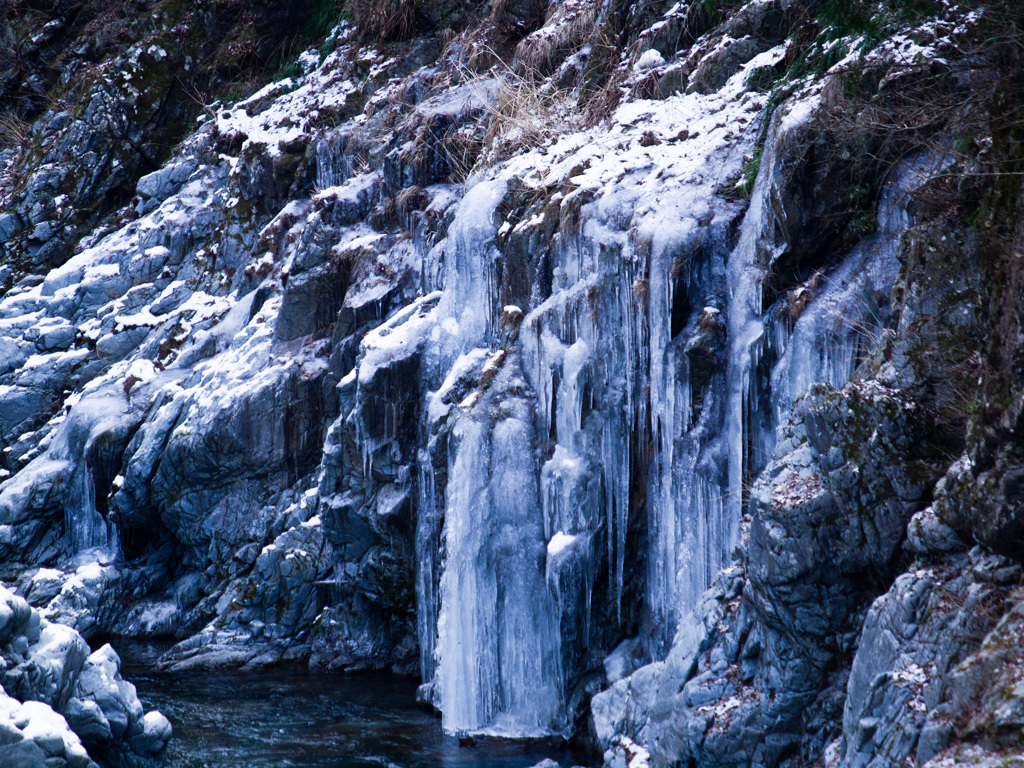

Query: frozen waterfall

[407,56,918,737]
[48,389,128,561]
[435,408,564,736]
[420,176,566,736]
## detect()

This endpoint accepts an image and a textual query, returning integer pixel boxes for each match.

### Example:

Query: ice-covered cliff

[3,0,1024,765]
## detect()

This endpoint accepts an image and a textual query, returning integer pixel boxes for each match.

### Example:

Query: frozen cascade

[721,131,942,598]
[721,107,910,570]
[416,347,491,689]
[434,177,508,363]
[67,458,110,555]
[768,150,952,435]
[415,41,924,735]
[423,174,565,736]
[424,160,654,732]
[435,395,563,736]
[724,117,776,534]
[646,229,680,641]
[642,211,734,655]
[51,388,128,560]
[643,246,681,650]
[314,134,356,191]
[768,243,896,436]
[542,446,595,542]
[415,444,441,685]
[520,217,640,626]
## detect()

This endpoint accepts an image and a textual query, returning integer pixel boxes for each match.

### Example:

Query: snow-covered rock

[0,585,169,766]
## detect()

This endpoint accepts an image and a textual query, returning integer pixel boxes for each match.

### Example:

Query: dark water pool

[117,642,584,768]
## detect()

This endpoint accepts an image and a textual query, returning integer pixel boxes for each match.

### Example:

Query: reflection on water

[117,642,583,768]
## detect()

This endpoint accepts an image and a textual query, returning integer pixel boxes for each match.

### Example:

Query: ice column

[436,412,563,736]
[423,173,564,736]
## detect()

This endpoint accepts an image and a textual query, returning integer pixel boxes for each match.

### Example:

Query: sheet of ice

[435,411,564,737]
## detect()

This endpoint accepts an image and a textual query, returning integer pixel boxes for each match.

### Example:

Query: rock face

[3,0,1024,765]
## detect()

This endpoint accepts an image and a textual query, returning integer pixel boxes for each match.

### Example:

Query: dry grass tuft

[0,111,30,150]
[513,0,599,76]
[632,277,649,306]
[473,63,582,166]
[351,0,418,44]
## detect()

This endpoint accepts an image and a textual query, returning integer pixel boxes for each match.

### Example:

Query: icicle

[556,339,590,453]
[724,120,775,540]
[416,446,440,683]
[46,389,127,563]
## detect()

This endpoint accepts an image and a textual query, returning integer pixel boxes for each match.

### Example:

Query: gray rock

[0,586,165,766]
[604,637,645,685]
[906,506,965,556]
[136,160,199,201]
[838,556,1011,768]
[687,36,766,95]
[64,698,112,744]
[275,260,351,341]
[0,337,29,374]
[36,323,76,352]
[0,739,56,768]
[95,327,151,361]
[128,711,172,755]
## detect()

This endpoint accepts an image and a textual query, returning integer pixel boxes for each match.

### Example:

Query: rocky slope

[2,0,1024,766]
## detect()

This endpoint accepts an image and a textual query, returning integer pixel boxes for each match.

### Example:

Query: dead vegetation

[0,111,30,150]
[479,64,583,165]
[512,0,599,76]
[398,53,587,178]
[350,0,418,45]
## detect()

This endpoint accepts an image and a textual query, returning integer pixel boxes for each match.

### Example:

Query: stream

[117,642,583,768]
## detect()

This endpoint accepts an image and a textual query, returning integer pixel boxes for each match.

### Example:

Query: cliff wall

[2,1,1024,766]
